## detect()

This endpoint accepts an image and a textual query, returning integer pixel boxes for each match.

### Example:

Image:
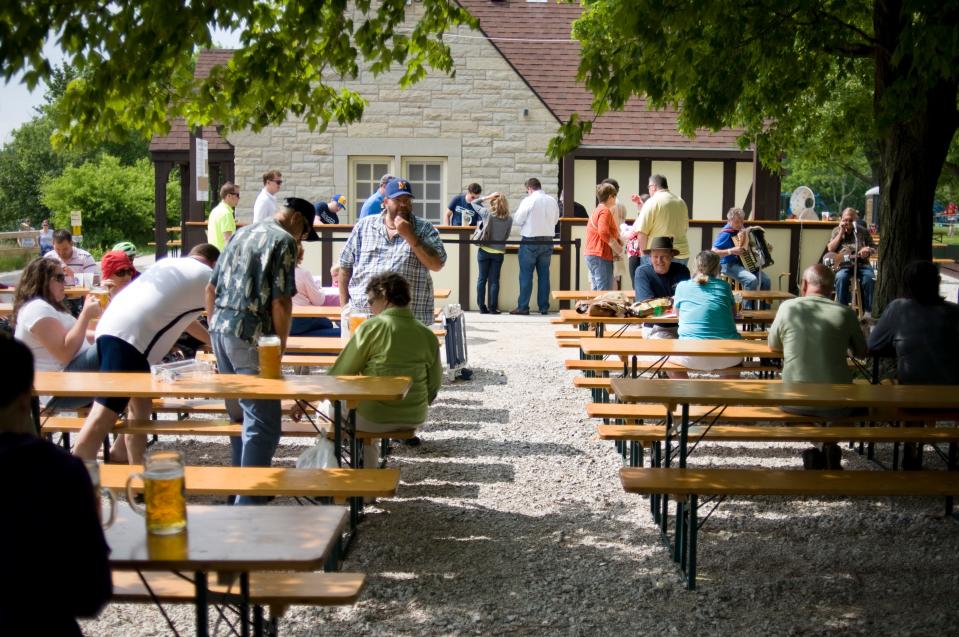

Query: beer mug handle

[101,487,117,529]
[125,472,147,516]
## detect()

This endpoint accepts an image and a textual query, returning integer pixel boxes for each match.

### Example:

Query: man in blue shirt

[359,174,394,218]
[632,236,690,338]
[445,183,483,226]
[712,207,771,306]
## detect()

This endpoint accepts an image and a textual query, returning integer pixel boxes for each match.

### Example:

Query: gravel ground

[80,307,959,637]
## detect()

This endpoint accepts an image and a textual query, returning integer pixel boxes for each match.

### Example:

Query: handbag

[471,212,492,242]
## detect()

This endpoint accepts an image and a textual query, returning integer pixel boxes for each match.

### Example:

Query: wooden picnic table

[552,289,793,302]
[34,370,411,463]
[106,504,346,637]
[556,308,777,326]
[579,337,779,358]
[0,301,10,317]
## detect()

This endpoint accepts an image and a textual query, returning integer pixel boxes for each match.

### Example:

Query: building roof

[149,49,234,154]
[456,1,743,150]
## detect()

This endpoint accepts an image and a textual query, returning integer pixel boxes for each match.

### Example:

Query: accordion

[734,227,774,272]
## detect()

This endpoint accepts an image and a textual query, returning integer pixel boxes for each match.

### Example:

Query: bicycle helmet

[112,241,137,260]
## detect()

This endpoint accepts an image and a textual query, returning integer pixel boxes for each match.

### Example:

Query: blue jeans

[835,265,875,312]
[585,255,614,291]
[476,250,504,310]
[211,331,282,505]
[44,344,100,411]
[517,237,553,313]
[290,316,339,338]
[722,262,770,309]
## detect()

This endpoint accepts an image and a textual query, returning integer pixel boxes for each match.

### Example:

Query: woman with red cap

[100,250,137,300]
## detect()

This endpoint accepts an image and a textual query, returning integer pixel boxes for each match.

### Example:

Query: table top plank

[106,505,346,571]
[611,378,959,410]
[556,309,776,325]
[34,371,411,402]
[106,465,401,498]
[580,338,779,357]
[551,289,794,302]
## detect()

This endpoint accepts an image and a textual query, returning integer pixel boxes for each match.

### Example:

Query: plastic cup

[349,312,369,334]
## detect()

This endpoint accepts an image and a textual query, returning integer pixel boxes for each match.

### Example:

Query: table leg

[686,495,698,590]
[679,403,690,468]
[333,401,343,467]
[195,571,209,637]
[240,572,251,637]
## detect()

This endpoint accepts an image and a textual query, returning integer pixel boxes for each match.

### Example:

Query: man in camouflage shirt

[205,197,319,503]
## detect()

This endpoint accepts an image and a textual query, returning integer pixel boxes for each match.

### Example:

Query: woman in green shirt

[328,272,442,467]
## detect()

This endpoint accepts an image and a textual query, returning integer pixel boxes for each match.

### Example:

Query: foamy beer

[90,287,110,309]
[84,460,116,529]
[125,450,187,535]
[258,334,282,379]
[349,312,369,335]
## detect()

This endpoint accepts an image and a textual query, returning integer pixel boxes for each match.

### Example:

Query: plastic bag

[296,431,338,469]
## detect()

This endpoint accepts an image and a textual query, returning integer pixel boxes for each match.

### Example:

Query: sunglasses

[53,274,66,283]
[113,269,134,278]
[271,179,283,185]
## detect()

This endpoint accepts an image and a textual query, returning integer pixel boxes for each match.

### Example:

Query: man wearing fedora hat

[633,235,690,338]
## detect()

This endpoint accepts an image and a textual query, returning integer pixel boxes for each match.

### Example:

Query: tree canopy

[552,0,959,310]
[0,0,476,150]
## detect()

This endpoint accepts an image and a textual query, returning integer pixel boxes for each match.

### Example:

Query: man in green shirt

[207,182,240,251]
[768,264,866,469]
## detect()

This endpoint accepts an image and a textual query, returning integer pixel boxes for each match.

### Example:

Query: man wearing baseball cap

[315,193,347,225]
[340,177,447,325]
[206,196,319,500]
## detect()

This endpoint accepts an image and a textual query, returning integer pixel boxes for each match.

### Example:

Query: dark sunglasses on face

[271,179,283,185]
[54,274,66,283]
[113,269,134,278]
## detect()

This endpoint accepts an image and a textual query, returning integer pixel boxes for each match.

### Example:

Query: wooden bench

[555,329,643,340]
[43,416,417,444]
[620,467,959,589]
[111,571,365,620]
[588,403,811,423]
[567,359,780,375]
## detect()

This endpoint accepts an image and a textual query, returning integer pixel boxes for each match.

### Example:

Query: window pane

[426,164,441,181]
[424,201,441,220]
[413,202,426,217]
[375,163,388,177]
[357,183,372,199]
[426,183,441,200]
[357,164,370,181]
[409,164,423,180]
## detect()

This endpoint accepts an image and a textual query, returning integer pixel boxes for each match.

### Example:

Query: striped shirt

[340,214,447,325]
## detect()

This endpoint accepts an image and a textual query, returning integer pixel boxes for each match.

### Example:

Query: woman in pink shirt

[291,245,340,337]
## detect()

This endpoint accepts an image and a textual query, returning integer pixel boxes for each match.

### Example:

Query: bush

[39,154,180,251]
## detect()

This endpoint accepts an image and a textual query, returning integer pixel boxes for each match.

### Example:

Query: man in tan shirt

[631,174,690,264]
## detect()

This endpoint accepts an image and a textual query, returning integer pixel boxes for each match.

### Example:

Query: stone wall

[227,12,561,223]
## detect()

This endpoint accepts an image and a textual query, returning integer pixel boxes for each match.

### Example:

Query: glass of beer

[84,460,116,529]
[733,292,744,316]
[91,286,110,309]
[125,450,187,535]
[349,312,369,334]
[258,334,282,379]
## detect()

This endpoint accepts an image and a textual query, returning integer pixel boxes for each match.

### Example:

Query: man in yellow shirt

[632,174,690,264]
[208,182,240,251]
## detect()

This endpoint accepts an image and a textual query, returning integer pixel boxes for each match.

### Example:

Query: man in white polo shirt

[511,177,559,315]
[72,244,220,464]
[252,169,282,223]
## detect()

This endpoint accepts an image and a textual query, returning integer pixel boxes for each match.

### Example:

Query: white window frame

[348,156,393,222]
[401,157,446,224]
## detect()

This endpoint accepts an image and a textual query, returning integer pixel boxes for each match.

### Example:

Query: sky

[0,28,242,146]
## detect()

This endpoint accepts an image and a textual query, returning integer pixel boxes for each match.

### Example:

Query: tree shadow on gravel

[426,406,510,423]
[394,482,482,499]
[395,460,515,484]
[408,437,582,459]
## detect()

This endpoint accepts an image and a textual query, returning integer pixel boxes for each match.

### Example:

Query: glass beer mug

[84,460,116,529]
[125,450,187,535]
[258,334,282,379]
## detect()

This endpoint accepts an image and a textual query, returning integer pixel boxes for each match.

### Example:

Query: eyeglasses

[53,274,66,283]
[113,269,134,278]
[271,179,283,185]
[229,192,240,199]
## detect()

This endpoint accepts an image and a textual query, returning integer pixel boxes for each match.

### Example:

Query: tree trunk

[873,0,959,313]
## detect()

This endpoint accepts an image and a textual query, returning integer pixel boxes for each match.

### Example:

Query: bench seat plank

[588,403,812,422]
[621,467,959,497]
[598,423,959,443]
[111,571,365,605]
[105,465,400,498]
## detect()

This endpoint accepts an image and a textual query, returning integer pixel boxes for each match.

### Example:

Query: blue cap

[331,194,347,208]
[385,178,414,199]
